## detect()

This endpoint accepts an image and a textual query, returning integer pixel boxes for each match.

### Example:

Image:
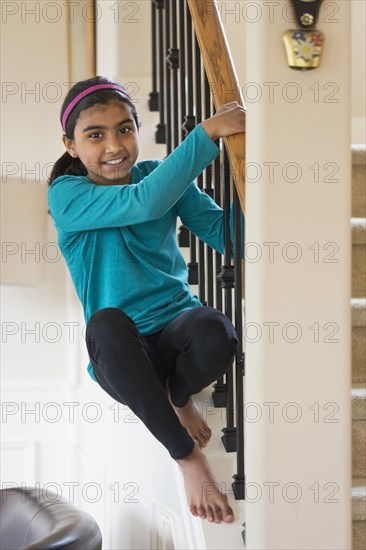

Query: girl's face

[63,101,139,185]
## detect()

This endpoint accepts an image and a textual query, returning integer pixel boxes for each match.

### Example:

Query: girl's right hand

[200,102,246,141]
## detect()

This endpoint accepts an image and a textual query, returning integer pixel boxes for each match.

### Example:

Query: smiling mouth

[103,157,127,167]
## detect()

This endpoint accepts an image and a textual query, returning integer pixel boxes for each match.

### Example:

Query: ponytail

[49,151,87,185]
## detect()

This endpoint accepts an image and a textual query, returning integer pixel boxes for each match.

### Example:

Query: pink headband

[61,84,131,132]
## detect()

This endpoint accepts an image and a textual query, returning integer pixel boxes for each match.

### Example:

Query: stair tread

[352,299,366,327]
[352,218,366,245]
[352,479,366,521]
[352,383,366,391]
[352,145,366,166]
[352,386,366,420]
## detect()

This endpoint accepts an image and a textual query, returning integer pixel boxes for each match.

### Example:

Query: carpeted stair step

[352,385,366,421]
[352,385,366,479]
[352,146,366,218]
[352,299,366,384]
[352,218,366,298]
[351,146,365,549]
[352,479,366,550]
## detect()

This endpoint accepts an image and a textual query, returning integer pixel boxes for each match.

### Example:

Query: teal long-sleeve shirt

[48,124,243,380]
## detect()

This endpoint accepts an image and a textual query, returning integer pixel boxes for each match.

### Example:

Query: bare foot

[168,393,212,448]
[176,444,234,523]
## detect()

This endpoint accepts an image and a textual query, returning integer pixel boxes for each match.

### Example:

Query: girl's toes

[213,508,222,523]
[189,505,198,517]
[197,505,207,519]
[223,504,234,523]
[206,506,214,522]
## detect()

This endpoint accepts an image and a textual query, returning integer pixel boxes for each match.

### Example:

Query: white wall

[1,1,71,383]
[0,0,84,521]
[351,0,366,143]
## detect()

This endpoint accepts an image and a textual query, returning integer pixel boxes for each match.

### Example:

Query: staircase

[352,145,366,550]
[147,0,362,544]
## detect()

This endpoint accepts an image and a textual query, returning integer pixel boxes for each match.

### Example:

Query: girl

[48,76,245,524]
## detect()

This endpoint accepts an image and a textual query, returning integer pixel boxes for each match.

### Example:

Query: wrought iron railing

[149,0,245,500]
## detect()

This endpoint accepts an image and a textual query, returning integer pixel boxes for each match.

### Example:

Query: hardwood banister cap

[188,0,246,214]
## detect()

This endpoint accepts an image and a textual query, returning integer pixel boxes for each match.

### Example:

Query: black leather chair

[0,487,102,549]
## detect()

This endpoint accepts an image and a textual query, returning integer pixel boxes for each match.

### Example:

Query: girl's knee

[200,310,239,354]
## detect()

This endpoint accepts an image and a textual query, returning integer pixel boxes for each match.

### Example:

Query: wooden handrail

[187,0,246,214]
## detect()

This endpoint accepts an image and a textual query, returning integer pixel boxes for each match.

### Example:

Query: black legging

[86,306,239,460]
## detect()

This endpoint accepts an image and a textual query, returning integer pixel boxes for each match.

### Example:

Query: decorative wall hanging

[283,0,324,70]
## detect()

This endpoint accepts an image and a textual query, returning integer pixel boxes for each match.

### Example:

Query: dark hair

[48,76,140,185]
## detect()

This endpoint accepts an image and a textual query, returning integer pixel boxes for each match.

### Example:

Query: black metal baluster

[232,183,245,499]
[155,0,166,143]
[165,0,172,155]
[194,34,206,305]
[177,0,189,248]
[149,0,159,111]
[179,0,186,142]
[213,146,223,314]
[204,73,214,308]
[242,523,246,546]
[211,144,227,408]
[167,0,179,149]
[219,150,236,453]
[182,5,195,136]
[184,6,197,285]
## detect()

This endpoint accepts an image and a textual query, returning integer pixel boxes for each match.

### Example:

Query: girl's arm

[48,103,245,233]
[176,183,244,257]
[177,102,246,254]
[48,124,219,233]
